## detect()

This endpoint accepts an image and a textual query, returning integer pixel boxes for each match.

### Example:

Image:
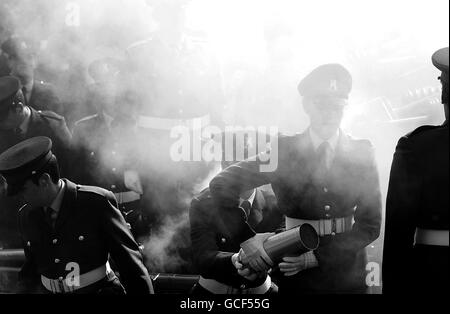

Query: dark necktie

[314,142,332,184]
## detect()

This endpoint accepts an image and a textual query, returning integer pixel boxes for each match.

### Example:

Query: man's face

[304,96,347,139]
[0,92,25,131]
[6,56,34,83]
[16,179,46,207]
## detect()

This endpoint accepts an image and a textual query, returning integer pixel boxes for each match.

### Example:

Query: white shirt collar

[309,128,340,151]
[239,189,256,208]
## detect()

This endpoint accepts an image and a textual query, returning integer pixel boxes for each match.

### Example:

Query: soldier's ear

[38,173,52,187]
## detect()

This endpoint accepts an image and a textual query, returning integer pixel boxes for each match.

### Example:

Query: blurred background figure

[1,36,64,116]
[72,70,154,243]
[383,47,449,294]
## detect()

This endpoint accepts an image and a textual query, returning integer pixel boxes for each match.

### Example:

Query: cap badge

[329,80,338,91]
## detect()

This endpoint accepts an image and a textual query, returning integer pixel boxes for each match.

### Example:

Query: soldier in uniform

[190,131,283,295]
[1,37,63,116]
[71,77,153,241]
[0,136,154,294]
[0,76,71,249]
[209,64,382,293]
[383,47,449,294]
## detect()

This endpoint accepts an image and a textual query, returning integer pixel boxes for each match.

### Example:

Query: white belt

[198,276,272,294]
[41,262,114,294]
[114,191,141,204]
[415,228,449,247]
[286,216,354,237]
[138,114,210,131]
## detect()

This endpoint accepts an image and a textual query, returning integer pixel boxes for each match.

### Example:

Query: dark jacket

[190,186,283,288]
[18,179,154,294]
[0,107,72,249]
[383,123,449,294]
[209,130,382,293]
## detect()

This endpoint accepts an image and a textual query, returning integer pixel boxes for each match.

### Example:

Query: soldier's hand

[240,233,274,272]
[232,250,264,282]
[279,251,319,277]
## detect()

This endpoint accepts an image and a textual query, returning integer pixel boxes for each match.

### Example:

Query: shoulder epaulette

[406,125,439,138]
[38,110,64,122]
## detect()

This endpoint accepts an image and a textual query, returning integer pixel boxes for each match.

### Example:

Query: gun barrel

[263,224,319,263]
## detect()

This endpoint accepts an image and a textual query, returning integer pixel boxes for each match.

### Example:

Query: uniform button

[78,236,85,241]
[324,205,331,211]
[52,239,58,244]
[55,258,60,264]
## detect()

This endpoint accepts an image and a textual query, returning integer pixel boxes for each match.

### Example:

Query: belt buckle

[332,218,337,234]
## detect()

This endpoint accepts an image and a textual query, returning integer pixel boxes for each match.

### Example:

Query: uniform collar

[18,106,31,134]
[49,180,65,213]
[308,128,340,151]
[240,189,256,208]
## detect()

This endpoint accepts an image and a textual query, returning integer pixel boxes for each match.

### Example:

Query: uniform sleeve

[382,137,421,293]
[209,153,277,241]
[315,143,382,270]
[100,192,154,294]
[189,198,246,286]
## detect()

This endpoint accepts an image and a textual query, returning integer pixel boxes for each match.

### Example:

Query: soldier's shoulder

[345,133,373,148]
[74,114,101,129]
[37,109,65,123]
[344,133,376,163]
[398,125,447,150]
[34,80,56,90]
[191,188,212,204]
[405,125,444,139]
[277,133,301,149]
[190,188,214,212]
[76,184,115,202]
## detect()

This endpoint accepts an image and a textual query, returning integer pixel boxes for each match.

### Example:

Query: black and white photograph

[0,0,448,306]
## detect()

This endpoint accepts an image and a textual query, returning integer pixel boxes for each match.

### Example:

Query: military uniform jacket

[0,107,72,249]
[383,123,449,293]
[190,187,283,288]
[18,179,153,294]
[209,130,382,292]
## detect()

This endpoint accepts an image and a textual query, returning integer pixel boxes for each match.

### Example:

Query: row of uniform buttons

[323,186,332,219]
[27,235,86,264]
